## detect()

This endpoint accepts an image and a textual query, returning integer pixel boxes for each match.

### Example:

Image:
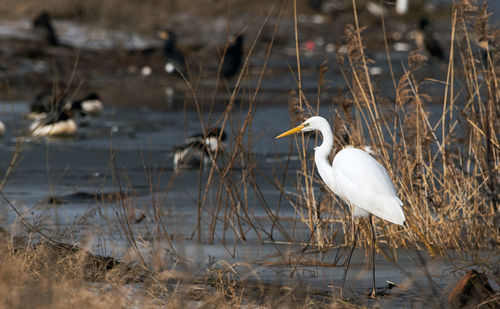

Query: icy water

[0,6,496,305]
[0,98,483,307]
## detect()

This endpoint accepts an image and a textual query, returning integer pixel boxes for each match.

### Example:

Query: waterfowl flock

[27,92,104,137]
[22,87,223,170]
[158,29,245,81]
[0,5,466,176]
[4,7,467,172]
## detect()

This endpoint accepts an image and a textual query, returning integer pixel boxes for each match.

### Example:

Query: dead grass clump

[1,0,499,306]
[0,239,151,308]
[0,231,347,308]
[287,0,500,258]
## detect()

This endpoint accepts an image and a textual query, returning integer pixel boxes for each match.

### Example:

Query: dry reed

[0,0,499,307]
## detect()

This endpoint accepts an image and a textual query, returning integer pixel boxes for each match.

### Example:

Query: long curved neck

[314,123,334,187]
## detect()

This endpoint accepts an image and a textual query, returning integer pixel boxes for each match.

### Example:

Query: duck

[173,127,226,169]
[0,120,5,137]
[28,91,66,120]
[221,35,244,78]
[70,93,103,116]
[415,18,445,61]
[158,30,188,78]
[29,105,77,137]
[32,11,59,46]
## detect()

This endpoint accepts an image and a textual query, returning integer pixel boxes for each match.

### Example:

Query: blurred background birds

[221,34,244,79]
[174,127,226,169]
[158,30,189,79]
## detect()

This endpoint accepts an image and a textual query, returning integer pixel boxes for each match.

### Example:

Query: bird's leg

[369,214,377,298]
[341,219,359,293]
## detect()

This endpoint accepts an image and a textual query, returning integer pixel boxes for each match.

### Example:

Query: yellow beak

[275,124,305,139]
[158,31,169,40]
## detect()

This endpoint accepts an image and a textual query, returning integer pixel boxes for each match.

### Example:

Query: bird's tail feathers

[371,196,405,226]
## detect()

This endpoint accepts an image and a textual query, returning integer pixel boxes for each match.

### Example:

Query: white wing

[330,148,405,225]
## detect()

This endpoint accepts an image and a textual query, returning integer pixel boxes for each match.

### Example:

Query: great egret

[173,127,226,169]
[276,116,405,297]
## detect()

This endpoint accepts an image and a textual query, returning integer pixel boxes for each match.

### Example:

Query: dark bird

[415,18,445,61]
[221,35,244,78]
[28,91,66,120]
[32,11,59,46]
[70,93,103,116]
[158,30,188,78]
[173,127,226,169]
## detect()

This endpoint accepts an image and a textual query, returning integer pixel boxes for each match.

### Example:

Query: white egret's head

[275,116,328,138]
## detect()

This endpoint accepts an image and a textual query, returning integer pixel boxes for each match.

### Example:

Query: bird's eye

[303,123,310,127]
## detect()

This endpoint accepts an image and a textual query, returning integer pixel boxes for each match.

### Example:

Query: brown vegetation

[0,0,499,307]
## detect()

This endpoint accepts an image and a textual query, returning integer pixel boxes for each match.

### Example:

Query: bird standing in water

[415,18,445,61]
[32,11,59,46]
[158,30,188,79]
[276,116,405,297]
[221,35,244,78]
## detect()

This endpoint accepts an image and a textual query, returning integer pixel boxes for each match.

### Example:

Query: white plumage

[276,115,405,297]
[70,93,103,116]
[277,116,404,225]
[29,105,78,137]
[30,118,77,137]
[330,147,405,225]
[80,99,103,116]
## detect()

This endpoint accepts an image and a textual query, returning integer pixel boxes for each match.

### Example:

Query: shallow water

[0,6,496,304]
[0,97,484,307]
